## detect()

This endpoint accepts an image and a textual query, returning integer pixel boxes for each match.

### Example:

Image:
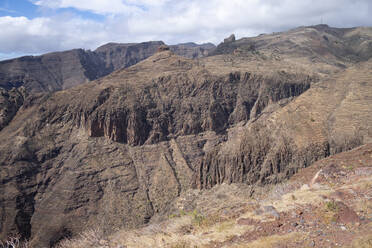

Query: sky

[0,0,372,61]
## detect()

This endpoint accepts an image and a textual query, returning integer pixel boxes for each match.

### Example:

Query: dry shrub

[170,240,194,248]
[55,228,105,248]
[317,200,339,224]
[0,235,29,248]
[234,232,303,248]
[264,181,299,201]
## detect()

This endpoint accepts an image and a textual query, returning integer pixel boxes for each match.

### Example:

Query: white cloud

[0,15,112,54]
[1,0,372,59]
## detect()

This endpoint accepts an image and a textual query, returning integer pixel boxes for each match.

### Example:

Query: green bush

[326,200,338,212]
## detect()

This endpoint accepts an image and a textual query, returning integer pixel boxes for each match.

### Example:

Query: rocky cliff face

[71,62,311,146]
[94,41,165,72]
[196,59,372,188]
[0,49,108,93]
[0,25,372,247]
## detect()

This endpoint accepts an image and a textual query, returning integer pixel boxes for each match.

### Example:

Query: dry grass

[55,228,105,248]
[349,233,372,248]
[0,235,29,248]
[109,211,251,248]
[354,198,372,216]
[265,184,332,213]
[230,232,304,248]
[169,241,197,248]
[263,181,300,201]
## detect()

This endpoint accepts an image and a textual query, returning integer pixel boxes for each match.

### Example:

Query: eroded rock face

[195,126,332,189]
[65,71,311,146]
[195,60,372,189]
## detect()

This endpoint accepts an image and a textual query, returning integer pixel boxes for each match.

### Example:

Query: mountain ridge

[0,41,216,93]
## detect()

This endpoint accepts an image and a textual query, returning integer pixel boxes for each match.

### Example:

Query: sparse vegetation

[0,236,29,248]
[216,221,235,233]
[170,240,197,248]
[169,209,223,229]
[350,233,372,248]
[55,228,104,248]
[321,200,339,224]
[233,232,304,248]
[343,164,354,170]
[169,213,179,219]
[190,210,205,227]
[325,200,338,212]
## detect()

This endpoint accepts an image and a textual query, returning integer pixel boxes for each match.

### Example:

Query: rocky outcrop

[224,34,236,43]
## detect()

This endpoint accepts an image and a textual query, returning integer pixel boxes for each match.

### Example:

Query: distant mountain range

[0,41,215,92]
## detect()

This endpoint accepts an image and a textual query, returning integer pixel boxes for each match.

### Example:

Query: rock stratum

[0,25,372,247]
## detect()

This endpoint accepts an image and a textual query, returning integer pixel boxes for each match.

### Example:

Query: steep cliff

[0,49,108,92]
[196,60,372,188]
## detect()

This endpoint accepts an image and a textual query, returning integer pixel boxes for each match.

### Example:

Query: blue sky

[0,0,105,21]
[0,0,38,18]
[1,0,372,61]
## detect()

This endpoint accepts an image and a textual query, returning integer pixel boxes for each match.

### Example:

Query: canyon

[0,24,372,247]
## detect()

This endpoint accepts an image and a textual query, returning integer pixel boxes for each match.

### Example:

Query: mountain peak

[224,34,236,43]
